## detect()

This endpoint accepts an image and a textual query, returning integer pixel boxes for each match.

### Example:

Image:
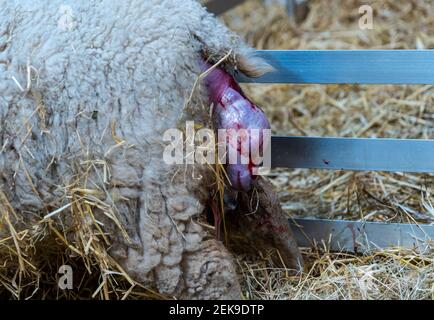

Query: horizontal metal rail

[237,50,434,84]
[289,218,434,253]
[271,136,434,173]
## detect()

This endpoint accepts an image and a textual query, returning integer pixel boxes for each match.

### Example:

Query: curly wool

[0,0,265,298]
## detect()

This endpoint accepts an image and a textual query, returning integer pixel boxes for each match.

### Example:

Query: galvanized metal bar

[205,0,247,15]
[237,50,434,84]
[289,218,434,253]
[271,136,434,173]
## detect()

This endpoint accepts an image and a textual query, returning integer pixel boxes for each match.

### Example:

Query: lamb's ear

[235,51,275,78]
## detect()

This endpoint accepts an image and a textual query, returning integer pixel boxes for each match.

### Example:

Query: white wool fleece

[0,0,266,299]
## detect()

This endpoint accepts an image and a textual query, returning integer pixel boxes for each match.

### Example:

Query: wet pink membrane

[200,59,271,191]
